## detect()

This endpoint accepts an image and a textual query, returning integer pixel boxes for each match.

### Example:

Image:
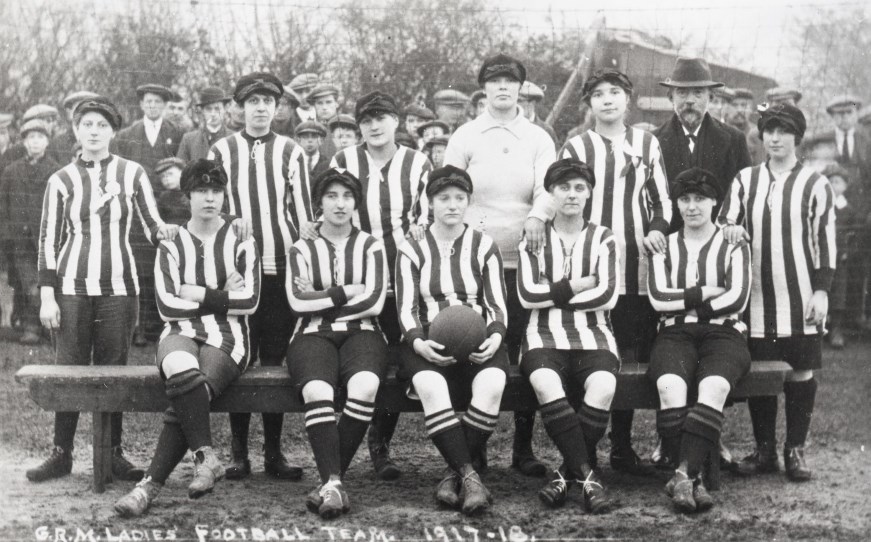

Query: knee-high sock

[747,396,778,447]
[541,398,589,476]
[262,413,284,452]
[784,379,817,448]
[304,400,339,484]
[681,403,724,478]
[462,405,499,460]
[146,411,190,484]
[512,410,537,455]
[656,406,688,464]
[426,408,470,473]
[609,409,634,448]
[339,398,375,475]
[170,384,212,451]
[578,402,610,461]
[368,409,400,450]
[228,413,250,455]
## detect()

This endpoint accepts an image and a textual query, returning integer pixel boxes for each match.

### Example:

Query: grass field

[1,332,869,541]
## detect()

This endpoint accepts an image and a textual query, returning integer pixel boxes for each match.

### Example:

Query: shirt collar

[834,127,854,139]
[477,106,528,136]
[145,117,162,129]
[76,154,114,169]
[240,129,275,144]
[681,121,702,138]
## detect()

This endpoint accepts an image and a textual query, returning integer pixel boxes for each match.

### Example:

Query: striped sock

[541,398,589,475]
[338,398,376,475]
[656,406,688,465]
[304,400,339,483]
[681,403,724,478]
[462,405,499,459]
[426,408,470,472]
[578,402,611,461]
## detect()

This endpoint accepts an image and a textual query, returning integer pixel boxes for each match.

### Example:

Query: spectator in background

[518,81,558,148]
[165,91,195,133]
[416,119,449,148]
[423,135,449,168]
[177,87,232,163]
[0,119,59,344]
[329,114,359,151]
[4,105,65,166]
[295,121,331,179]
[114,83,183,346]
[225,99,246,132]
[288,73,320,126]
[272,87,301,137]
[433,89,470,131]
[394,132,417,149]
[402,104,435,147]
[469,90,487,119]
[728,88,765,165]
[709,86,735,123]
[154,157,189,227]
[765,87,802,107]
[822,164,856,349]
[306,84,340,161]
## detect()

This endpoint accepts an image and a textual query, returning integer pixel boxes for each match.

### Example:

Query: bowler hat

[196,87,230,107]
[135,84,174,101]
[659,58,723,89]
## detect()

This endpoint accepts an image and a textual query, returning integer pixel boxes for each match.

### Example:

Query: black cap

[197,87,231,107]
[180,159,228,193]
[394,132,417,149]
[426,165,473,198]
[671,167,721,201]
[478,53,526,86]
[73,96,123,130]
[234,72,284,103]
[312,168,362,207]
[582,69,634,100]
[135,83,174,101]
[757,102,806,140]
[355,91,399,122]
[544,159,596,191]
[416,120,450,138]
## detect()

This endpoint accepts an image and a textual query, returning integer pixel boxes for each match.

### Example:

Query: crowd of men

[1,50,869,518]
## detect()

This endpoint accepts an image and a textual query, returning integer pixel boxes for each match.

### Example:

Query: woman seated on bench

[115,159,261,517]
[517,159,619,514]
[285,168,388,520]
[647,167,751,513]
[394,165,508,516]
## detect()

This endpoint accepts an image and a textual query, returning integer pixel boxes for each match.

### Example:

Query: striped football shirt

[286,227,387,334]
[560,127,672,294]
[38,154,165,296]
[648,227,751,332]
[155,221,260,366]
[517,222,620,354]
[395,226,507,345]
[207,130,306,275]
[718,163,836,338]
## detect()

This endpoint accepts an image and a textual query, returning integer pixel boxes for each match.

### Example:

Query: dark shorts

[378,298,402,347]
[250,273,296,365]
[748,335,822,371]
[521,348,620,389]
[397,342,509,382]
[156,334,241,397]
[610,294,659,364]
[648,324,751,389]
[503,269,530,364]
[287,330,388,395]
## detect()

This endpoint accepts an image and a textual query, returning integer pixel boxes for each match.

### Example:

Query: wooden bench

[16,360,791,493]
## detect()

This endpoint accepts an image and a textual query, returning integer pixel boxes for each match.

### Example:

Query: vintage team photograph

[0,0,869,540]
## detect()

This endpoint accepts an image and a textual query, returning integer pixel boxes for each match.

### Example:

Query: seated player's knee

[346,371,380,402]
[162,354,207,399]
[583,371,617,410]
[656,374,688,409]
[696,376,731,411]
[787,369,813,382]
[302,380,335,403]
[472,367,506,406]
[528,368,565,404]
[160,350,199,379]
[412,370,450,404]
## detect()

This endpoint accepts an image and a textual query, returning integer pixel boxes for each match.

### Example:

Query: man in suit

[818,95,871,329]
[113,83,183,345]
[177,87,232,163]
[653,58,751,232]
[728,88,765,165]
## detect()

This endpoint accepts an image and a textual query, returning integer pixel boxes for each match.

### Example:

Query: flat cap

[234,72,284,103]
[394,132,417,149]
[73,97,123,130]
[288,73,319,92]
[732,88,755,100]
[825,94,862,114]
[180,159,228,193]
[544,158,596,191]
[423,134,450,151]
[295,120,328,138]
[63,91,99,110]
[416,119,449,138]
[281,86,302,108]
[519,81,546,101]
[583,69,634,99]
[0,113,13,128]
[713,86,736,101]
[306,84,340,104]
[22,104,59,122]
[404,104,436,120]
[478,53,526,86]
[196,87,231,107]
[433,89,471,106]
[671,167,721,201]
[660,57,723,89]
[355,91,399,122]
[426,165,473,198]
[765,86,802,104]
[757,102,806,140]
[328,114,357,131]
[19,119,50,138]
[155,157,186,175]
[135,83,174,101]
[470,89,486,105]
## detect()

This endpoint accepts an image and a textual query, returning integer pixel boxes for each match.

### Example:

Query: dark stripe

[780,170,805,334]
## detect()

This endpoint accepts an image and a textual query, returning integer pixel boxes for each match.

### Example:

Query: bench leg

[93,412,113,493]
[705,440,721,491]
